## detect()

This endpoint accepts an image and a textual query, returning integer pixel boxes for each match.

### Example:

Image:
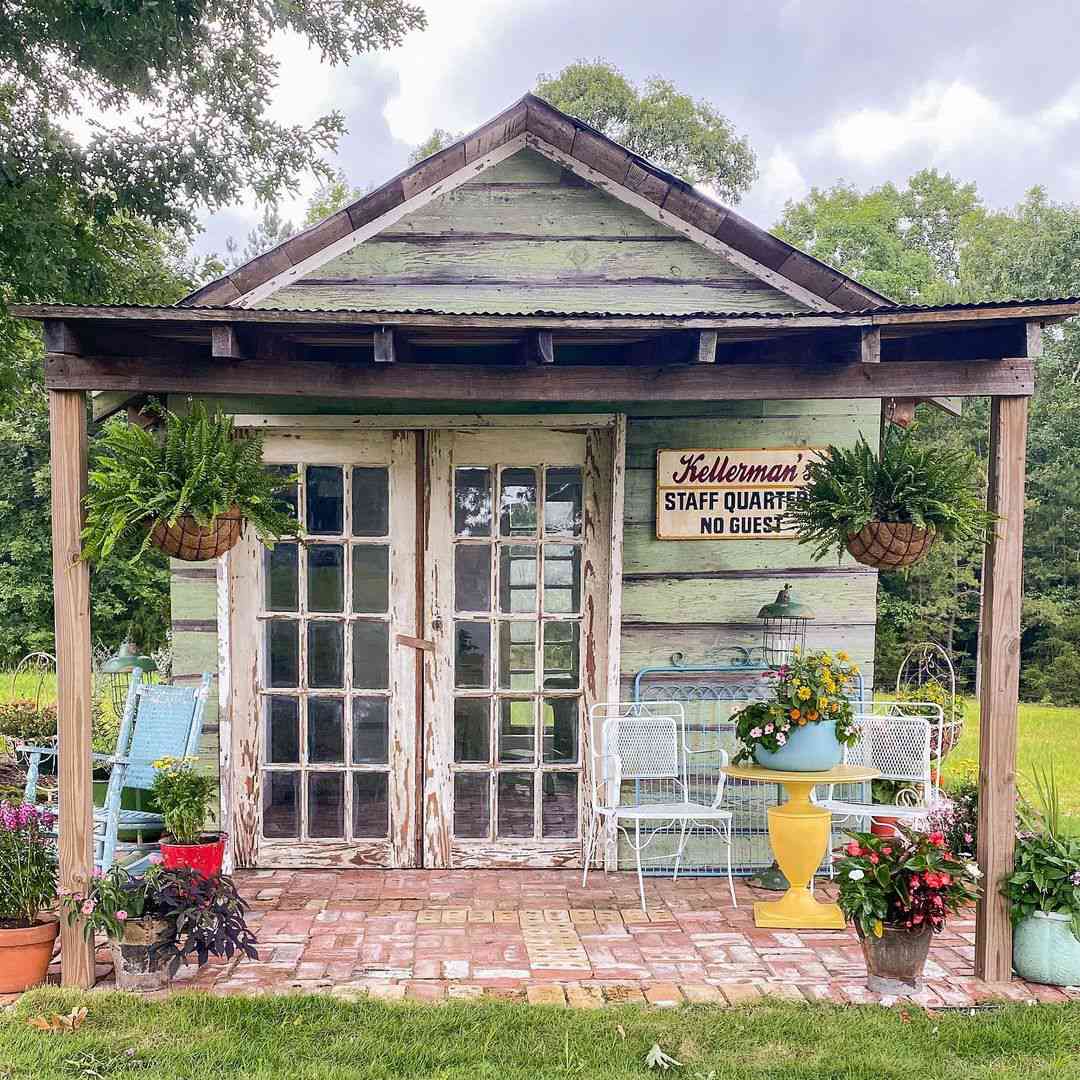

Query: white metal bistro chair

[816,703,941,866]
[583,701,737,911]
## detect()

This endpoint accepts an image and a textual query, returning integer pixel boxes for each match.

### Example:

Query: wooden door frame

[223,427,419,869]
[420,417,624,868]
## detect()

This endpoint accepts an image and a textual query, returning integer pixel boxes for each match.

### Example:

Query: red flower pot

[870,817,899,838]
[159,834,226,877]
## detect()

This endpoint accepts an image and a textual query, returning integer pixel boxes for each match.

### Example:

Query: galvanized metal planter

[110,917,171,991]
[859,924,933,995]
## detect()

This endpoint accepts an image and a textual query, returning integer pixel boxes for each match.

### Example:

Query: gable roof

[181,94,892,313]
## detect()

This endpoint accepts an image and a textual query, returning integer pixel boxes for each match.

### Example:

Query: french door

[422,428,612,868]
[228,423,615,870]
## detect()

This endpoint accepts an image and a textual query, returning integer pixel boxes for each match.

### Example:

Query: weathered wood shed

[15,94,1080,988]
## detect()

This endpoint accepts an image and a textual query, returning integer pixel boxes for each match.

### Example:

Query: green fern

[788,426,996,562]
[82,401,298,563]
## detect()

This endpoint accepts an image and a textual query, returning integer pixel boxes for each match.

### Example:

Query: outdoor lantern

[756,584,815,669]
[102,641,157,716]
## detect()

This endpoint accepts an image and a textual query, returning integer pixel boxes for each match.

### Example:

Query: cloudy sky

[196,0,1080,255]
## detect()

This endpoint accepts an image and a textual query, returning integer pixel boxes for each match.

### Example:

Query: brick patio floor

[84,869,1079,1007]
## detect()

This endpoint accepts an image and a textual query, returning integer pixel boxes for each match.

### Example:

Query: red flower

[929,832,946,847]
[869,854,879,864]
[913,914,924,924]
[845,842,862,856]
[924,872,942,888]
[940,873,951,886]
[882,846,892,856]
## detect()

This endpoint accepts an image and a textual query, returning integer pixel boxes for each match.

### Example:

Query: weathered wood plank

[264,283,803,315]
[211,325,246,360]
[529,330,554,365]
[622,572,877,625]
[45,355,1036,402]
[619,623,876,674]
[860,327,881,364]
[302,237,791,288]
[50,389,95,988]
[696,330,718,364]
[975,395,1028,982]
[373,327,396,364]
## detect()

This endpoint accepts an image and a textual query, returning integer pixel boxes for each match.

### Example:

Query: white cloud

[816,78,1080,167]
[379,0,537,145]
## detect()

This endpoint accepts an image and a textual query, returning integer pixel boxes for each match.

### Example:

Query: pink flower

[845,841,862,856]
[964,833,974,844]
[776,733,787,745]
[882,847,892,856]
[148,852,164,865]
[91,867,103,878]
[868,854,879,864]
[116,910,128,921]
[929,832,946,848]
[81,900,95,915]
[749,727,763,739]
[764,724,774,734]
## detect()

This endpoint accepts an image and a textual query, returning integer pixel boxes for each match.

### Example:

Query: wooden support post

[695,330,717,364]
[528,330,555,365]
[860,326,881,364]
[48,389,95,988]
[211,324,247,360]
[974,394,1028,982]
[373,327,396,364]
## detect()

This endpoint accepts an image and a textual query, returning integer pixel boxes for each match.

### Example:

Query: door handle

[396,633,435,653]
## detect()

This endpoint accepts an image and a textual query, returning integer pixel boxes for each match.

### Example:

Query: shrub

[0,697,121,757]
[0,803,57,927]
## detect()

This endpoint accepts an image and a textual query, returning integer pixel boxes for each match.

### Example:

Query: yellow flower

[797,686,812,701]
[851,664,861,676]
[819,696,829,709]
[837,651,849,662]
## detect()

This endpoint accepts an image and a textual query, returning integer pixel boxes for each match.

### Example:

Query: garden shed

[14,94,1080,988]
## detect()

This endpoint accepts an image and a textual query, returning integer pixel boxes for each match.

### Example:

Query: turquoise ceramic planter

[1013,911,1080,986]
[753,722,843,772]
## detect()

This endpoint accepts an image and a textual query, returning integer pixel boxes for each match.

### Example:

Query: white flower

[966,862,983,880]
[749,727,763,738]
[764,724,774,734]
[847,868,865,881]
[776,733,787,745]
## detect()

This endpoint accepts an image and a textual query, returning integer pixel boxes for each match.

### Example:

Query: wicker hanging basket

[148,506,245,562]
[844,521,936,569]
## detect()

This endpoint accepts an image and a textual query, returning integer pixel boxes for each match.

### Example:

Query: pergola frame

[17,296,1074,988]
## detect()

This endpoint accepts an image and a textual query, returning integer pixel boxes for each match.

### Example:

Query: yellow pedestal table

[721,763,878,930]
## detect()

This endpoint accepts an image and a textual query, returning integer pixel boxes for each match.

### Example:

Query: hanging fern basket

[148,506,245,562]
[844,521,937,569]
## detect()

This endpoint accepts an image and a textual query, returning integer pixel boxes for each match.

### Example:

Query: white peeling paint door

[228,429,420,869]
[422,427,613,868]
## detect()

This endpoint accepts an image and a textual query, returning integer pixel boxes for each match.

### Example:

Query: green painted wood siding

[257,149,809,315]
[619,400,880,691]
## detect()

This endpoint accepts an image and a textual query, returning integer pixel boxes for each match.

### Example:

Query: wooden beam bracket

[374,327,397,364]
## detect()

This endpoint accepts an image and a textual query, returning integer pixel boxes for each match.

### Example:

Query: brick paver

[66,869,1080,1007]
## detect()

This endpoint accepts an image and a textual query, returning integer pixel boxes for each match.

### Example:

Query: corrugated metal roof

[11,297,1080,321]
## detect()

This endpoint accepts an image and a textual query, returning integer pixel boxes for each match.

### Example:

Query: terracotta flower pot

[0,916,59,993]
[870,817,899,837]
[148,506,244,562]
[110,917,172,991]
[859,923,933,994]
[160,834,226,877]
[845,521,936,569]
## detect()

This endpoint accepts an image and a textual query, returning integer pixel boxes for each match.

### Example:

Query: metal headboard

[630,649,866,877]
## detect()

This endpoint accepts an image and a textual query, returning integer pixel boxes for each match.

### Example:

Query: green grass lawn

[943,699,1080,824]
[1,989,1078,1080]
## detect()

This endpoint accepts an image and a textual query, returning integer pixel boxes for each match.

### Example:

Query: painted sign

[655,447,820,540]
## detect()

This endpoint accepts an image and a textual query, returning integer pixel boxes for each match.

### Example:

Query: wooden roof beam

[42,353,1034,402]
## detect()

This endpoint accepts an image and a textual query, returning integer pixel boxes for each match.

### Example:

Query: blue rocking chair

[20,669,213,872]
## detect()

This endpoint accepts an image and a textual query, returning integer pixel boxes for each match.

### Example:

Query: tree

[1,1,425,240]
[411,60,757,203]
[776,175,1080,702]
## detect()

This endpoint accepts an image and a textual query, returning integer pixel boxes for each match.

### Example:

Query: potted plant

[151,757,224,876]
[868,779,925,837]
[733,648,861,771]
[835,825,980,994]
[0,802,59,992]
[787,427,995,569]
[1001,767,1080,986]
[64,861,258,990]
[82,400,298,564]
